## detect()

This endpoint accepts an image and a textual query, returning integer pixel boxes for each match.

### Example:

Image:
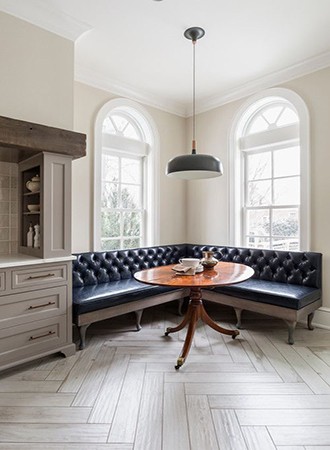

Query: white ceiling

[2,0,330,116]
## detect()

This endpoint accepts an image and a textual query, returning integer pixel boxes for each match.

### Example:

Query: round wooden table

[134,262,254,369]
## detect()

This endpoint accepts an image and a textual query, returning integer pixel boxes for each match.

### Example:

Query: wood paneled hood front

[0,115,86,163]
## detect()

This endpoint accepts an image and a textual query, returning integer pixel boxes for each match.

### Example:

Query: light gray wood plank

[276,447,306,450]
[249,333,301,382]
[0,380,61,393]
[186,395,219,450]
[88,354,130,424]
[209,394,330,409]
[204,325,230,355]
[59,338,104,393]
[305,447,330,450]
[46,354,81,381]
[239,329,275,372]
[166,372,281,383]
[0,370,51,381]
[0,392,74,407]
[0,445,132,450]
[237,409,330,426]
[0,406,91,423]
[147,362,256,373]
[212,409,247,449]
[295,346,330,386]
[108,363,145,443]
[134,372,163,450]
[311,348,330,366]
[0,423,110,443]
[185,382,312,395]
[163,383,190,450]
[241,426,276,449]
[130,354,232,363]
[268,426,330,446]
[72,346,115,407]
[274,342,330,394]
[34,356,62,371]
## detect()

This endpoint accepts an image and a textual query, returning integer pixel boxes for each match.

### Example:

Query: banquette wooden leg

[284,320,297,345]
[134,310,143,331]
[234,308,243,329]
[78,324,91,350]
[307,312,315,330]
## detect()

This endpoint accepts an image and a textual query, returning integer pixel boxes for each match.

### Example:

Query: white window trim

[229,87,310,251]
[94,98,160,250]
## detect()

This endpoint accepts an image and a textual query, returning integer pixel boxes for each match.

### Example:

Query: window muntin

[244,103,299,136]
[102,113,142,140]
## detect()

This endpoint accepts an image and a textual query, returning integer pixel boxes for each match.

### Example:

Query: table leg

[168,287,239,369]
[201,306,240,338]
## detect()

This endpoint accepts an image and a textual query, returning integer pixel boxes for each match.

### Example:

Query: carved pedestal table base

[134,262,254,369]
[165,286,239,369]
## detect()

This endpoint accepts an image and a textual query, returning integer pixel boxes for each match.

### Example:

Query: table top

[134,262,254,288]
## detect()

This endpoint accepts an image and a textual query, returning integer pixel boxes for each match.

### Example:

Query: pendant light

[166,27,223,180]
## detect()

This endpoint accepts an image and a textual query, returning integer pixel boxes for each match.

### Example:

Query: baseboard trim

[313,307,330,330]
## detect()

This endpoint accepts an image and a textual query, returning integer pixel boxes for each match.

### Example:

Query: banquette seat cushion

[73,279,176,316]
[212,278,321,310]
[187,244,322,310]
[72,244,187,320]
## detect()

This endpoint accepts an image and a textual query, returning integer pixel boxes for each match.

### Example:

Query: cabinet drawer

[11,264,67,290]
[0,286,67,330]
[0,316,67,362]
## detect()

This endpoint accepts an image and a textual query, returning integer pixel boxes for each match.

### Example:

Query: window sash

[100,153,145,251]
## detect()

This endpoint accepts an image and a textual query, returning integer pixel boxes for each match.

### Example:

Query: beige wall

[73,81,186,252]
[187,67,330,326]
[0,12,74,129]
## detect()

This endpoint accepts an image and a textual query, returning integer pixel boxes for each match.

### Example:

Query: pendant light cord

[192,39,196,154]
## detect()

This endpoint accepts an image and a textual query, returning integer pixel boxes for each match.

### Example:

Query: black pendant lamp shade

[166,27,223,180]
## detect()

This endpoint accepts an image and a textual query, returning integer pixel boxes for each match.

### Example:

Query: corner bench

[72,244,322,348]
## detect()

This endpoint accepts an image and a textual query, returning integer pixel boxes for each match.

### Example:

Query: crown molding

[0,0,91,41]
[195,50,330,116]
[77,50,330,119]
[75,63,187,117]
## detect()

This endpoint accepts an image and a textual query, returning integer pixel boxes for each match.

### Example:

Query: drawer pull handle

[29,331,56,341]
[28,301,56,310]
[27,273,56,280]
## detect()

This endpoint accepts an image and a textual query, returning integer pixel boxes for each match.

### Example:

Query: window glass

[247,152,271,180]
[273,177,300,205]
[273,146,300,177]
[262,106,284,125]
[247,180,271,206]
[277,107,298,126]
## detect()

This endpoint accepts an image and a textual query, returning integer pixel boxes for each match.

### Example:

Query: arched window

[94,99,160,251]
[230,88,310,251]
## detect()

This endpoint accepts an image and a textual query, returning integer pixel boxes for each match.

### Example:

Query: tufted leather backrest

[72,245,187,288]
[187,244,322,288]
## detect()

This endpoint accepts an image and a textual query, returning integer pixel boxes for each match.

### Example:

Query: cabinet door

[43,153,72,258]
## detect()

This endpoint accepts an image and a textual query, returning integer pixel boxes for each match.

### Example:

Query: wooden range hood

[0,115,86,162]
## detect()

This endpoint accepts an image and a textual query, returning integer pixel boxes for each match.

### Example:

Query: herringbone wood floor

[1,301,330,449]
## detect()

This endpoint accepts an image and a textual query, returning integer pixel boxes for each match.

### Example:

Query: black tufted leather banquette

[72,243,322,347]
